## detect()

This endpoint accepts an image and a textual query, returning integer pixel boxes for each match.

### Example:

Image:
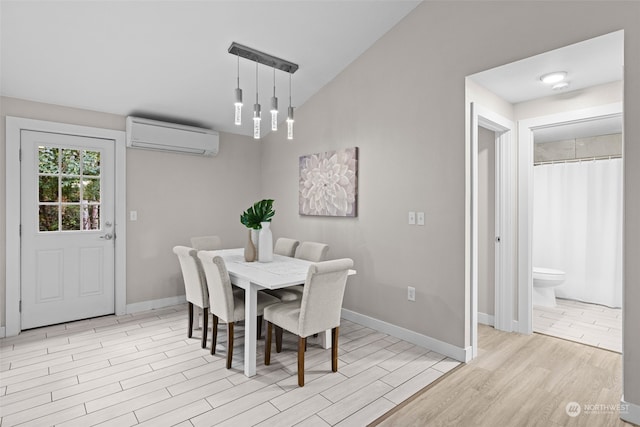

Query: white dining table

[211,248,355,377]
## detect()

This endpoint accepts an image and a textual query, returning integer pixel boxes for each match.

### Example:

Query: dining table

[210,248,355,377]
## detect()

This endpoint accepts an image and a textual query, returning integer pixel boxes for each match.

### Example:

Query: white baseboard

[621,396,640,425]
[126,295,186,314]
[478,312,495,326]
[341,308,470,363]
[0,326,5,338]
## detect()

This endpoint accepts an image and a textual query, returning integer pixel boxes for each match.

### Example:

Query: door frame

[516,102,623,334]
[5,117,127,336]
[470,103,516,358]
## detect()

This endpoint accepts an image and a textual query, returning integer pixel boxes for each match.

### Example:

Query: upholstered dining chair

[173,246,210,348]
[294,241,329,262]
[197,251,280,369]
[265,238,303,302]
[273,237,300,257]
[190,235,222,250]
[264,258,353,386]
[268,241,330,303]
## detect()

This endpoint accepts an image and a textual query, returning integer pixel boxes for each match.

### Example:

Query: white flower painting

[299,147,358,217]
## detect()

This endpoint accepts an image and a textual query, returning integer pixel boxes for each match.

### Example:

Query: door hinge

[19,224,22,237]
[19,148,22,162]
[19,300,22,313]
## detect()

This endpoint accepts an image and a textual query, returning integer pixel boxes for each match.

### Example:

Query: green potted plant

[240,199,275,262]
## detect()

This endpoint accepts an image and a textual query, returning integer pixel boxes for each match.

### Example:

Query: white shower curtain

[533,158,623,308]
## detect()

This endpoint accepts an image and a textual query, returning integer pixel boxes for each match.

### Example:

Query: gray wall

[478,127,495,317]
[0,96,260,319]
[260,0,640,406]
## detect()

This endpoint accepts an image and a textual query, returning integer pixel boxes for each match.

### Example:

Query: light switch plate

[130,211,137,221]
[408,211,416,225]
[417,212,425,226]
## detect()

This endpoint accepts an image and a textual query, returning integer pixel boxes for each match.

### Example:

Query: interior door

[20,130,115,329]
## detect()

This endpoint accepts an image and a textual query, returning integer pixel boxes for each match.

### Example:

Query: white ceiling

[0,0,421,137]
[469,30,624,143]
[468,30,623,105]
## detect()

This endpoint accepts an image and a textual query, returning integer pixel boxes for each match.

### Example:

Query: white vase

[258,221,273,262]
[251,229,260,257]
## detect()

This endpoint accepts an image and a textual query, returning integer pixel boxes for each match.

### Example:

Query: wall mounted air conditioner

[125,116,219,156]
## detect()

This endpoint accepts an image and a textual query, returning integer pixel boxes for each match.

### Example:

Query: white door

[20,130,115,329]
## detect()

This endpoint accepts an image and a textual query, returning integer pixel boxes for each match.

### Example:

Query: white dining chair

[172,246,210,348]
[264,258,353,386]
[190,235,222,250]
[294,241,329,262]
[269,241,330,303]
[273,237,300,257]
[265,238,304,302]
[197,251,279,369]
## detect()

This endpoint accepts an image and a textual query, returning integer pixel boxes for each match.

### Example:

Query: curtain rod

[534,155,622,166]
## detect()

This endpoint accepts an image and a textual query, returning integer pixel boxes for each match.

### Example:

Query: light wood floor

[0,305,459,426]
[372,324,632,427]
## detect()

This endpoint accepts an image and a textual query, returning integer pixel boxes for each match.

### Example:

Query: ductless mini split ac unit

[125,116,219,156]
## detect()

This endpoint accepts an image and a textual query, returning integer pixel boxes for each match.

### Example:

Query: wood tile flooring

[0,305,459,426]
[533,298,622,353]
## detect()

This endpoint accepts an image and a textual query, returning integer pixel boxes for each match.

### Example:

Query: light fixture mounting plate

[228,42,298,74]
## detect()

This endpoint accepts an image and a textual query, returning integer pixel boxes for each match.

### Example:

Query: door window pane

[61,149,80,175]
[83,203,100,230]
[82,150,100,176]
[39,146,59,174]
[61,177,80,202]
[61,205,81,231]
[39,205,59,231]
[39,176,59,202]
[83,178,100,203]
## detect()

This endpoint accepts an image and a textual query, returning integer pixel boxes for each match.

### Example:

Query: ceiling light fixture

[253,62,261,139]
[270,68,278,132]
[228,42,298,140]
[287,74,294,140]
[540,71,567,84]
[234,53,243,126]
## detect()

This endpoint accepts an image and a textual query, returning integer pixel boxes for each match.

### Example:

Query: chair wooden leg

[265,322,272,365]
[187,302,194,338]
[211,315,218,355]
[201,308,208,348]
[275,326,283,353]
[332,327,339,372]
[257,315,263,339]
[298,336,306,387]
[226,322,234,369]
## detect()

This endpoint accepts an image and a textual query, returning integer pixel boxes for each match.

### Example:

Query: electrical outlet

[408,211,416,225]
[417,212,425,226]
[408,286,416,301]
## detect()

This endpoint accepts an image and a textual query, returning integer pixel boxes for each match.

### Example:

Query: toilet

[532,267,566,307]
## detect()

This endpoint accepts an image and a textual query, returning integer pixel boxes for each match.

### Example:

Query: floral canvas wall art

[299,147,358,217]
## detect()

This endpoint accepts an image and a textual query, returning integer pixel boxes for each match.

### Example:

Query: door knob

[100,233,113,240]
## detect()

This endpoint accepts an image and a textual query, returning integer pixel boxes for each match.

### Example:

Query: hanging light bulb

[286,73,294,140]
[270,68,278,131]
[253,62,261,139]
[234,53,243,125]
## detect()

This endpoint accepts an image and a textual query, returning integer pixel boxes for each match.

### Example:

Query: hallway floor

[533,298,621,353]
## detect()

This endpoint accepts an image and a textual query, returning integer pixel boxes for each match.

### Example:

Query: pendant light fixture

[270,68,278,131]
[253,62,261,139]
[234,53,243,126]
[228,42,298,139]
[287,73,294,140]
